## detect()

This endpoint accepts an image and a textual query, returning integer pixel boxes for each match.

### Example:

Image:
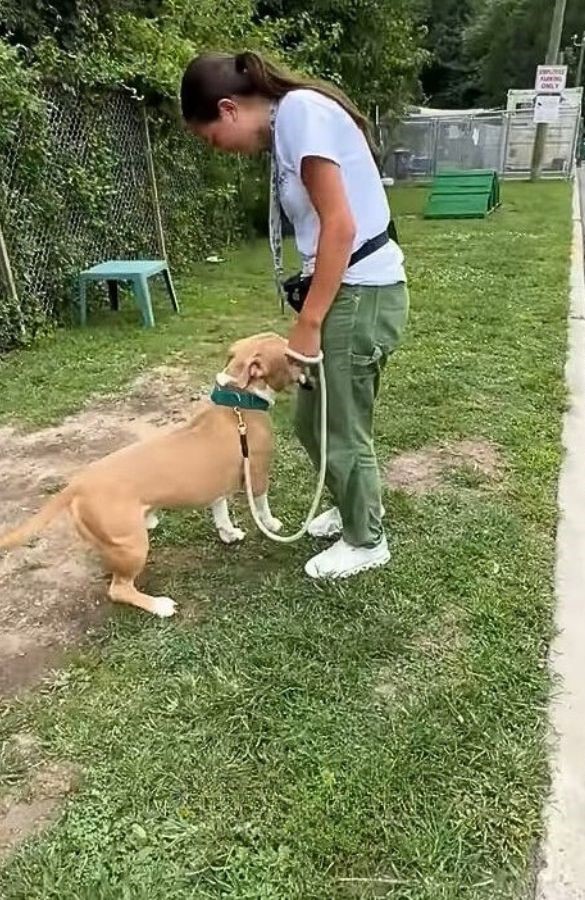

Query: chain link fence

[0,88,161,348]
[0,86,246,352]
[379,108,581,182]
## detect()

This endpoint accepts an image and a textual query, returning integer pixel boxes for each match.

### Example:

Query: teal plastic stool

[78,259,179,327]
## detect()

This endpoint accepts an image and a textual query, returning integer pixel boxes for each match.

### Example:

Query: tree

[0,1,131,51]
[1,0,426,112]
[419,0,479,108]
[255,0,428,113]
[465,0,585,106]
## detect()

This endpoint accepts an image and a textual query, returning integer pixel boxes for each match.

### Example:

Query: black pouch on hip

[282,227,396,314]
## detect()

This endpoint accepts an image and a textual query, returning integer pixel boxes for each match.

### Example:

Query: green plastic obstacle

[424,169,501,220]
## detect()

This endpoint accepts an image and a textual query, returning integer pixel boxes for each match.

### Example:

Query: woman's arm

[287,156,356,358]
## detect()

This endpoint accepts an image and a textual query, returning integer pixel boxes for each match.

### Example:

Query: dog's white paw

[262,515,283,533]
[219,526,246,544]
[145,512,159,531]
[151,596,176,618]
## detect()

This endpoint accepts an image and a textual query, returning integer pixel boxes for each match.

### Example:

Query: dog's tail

[0,488,73,550]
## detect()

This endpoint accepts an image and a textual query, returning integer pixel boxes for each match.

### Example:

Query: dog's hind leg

[211,498,245,544]
[108,574,176,618]
[70,496,176,617]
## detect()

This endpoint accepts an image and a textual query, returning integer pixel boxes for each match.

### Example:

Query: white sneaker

[308,506,386,539]
[308,507,343,538]
[305,536,390,580]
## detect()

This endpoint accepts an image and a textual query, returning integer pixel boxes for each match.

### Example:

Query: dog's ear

[259,347,301,391]
[225,334,284,389]
[232,354,265,389]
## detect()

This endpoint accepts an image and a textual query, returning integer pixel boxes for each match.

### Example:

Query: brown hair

[180,51,376,153]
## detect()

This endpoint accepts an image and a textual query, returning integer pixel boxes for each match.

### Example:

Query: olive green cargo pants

[295,282,409,547]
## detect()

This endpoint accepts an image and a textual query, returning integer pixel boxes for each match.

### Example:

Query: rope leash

[237,348,328,544]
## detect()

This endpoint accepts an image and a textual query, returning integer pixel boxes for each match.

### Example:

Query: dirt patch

[385,439,500,496]
[374,610,468,705]
[4,732,43,768]
[0,761,82,859]
[0,366,201,696]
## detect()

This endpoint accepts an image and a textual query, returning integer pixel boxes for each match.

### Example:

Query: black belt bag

[282,223,398,314]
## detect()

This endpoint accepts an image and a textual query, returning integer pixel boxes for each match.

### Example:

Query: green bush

[152,116,250,265]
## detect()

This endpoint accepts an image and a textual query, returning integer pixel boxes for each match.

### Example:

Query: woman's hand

[287,315,322,361]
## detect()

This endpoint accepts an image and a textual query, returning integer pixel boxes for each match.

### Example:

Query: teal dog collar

[210,386,270,412]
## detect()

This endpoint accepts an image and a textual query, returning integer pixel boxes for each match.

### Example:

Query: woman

[180,51,409,580]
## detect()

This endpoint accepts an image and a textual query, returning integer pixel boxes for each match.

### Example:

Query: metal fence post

[0,221,25,338]
[431,118,439,175]
[141,104,167,262]
[568,112,581,177]
[500,113,511,177]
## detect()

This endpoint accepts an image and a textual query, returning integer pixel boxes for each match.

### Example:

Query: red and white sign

[535,65,568,94]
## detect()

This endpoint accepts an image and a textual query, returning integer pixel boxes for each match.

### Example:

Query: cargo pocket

[350,345,384,409]
[350,345,384,371]
[377,283,410,358]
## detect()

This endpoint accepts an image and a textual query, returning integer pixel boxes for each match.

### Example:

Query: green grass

[0,183,571,899]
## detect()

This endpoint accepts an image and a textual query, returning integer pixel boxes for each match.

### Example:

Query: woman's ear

[218,98,238,121]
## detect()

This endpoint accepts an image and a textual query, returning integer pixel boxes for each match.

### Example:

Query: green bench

[424,170,501,220]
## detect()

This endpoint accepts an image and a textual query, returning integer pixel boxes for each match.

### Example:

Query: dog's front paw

[219,526,246,544]
[262,515,283,534]
[151,596,176,618]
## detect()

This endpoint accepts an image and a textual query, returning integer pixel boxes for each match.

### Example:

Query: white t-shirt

[274,89,405,286]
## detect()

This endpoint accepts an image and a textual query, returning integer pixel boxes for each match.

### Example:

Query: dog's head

[216,332,304,401]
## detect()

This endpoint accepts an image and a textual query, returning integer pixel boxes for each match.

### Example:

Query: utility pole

[576,31,585,88]
[530,0,568,180]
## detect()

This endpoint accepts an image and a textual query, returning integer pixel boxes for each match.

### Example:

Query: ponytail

[181,51,376,154]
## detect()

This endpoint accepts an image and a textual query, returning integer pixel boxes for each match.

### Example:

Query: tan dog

[0,333,300,617]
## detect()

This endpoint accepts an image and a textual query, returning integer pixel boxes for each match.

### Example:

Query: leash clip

[233,407,249,459]
[234,407,247,435]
